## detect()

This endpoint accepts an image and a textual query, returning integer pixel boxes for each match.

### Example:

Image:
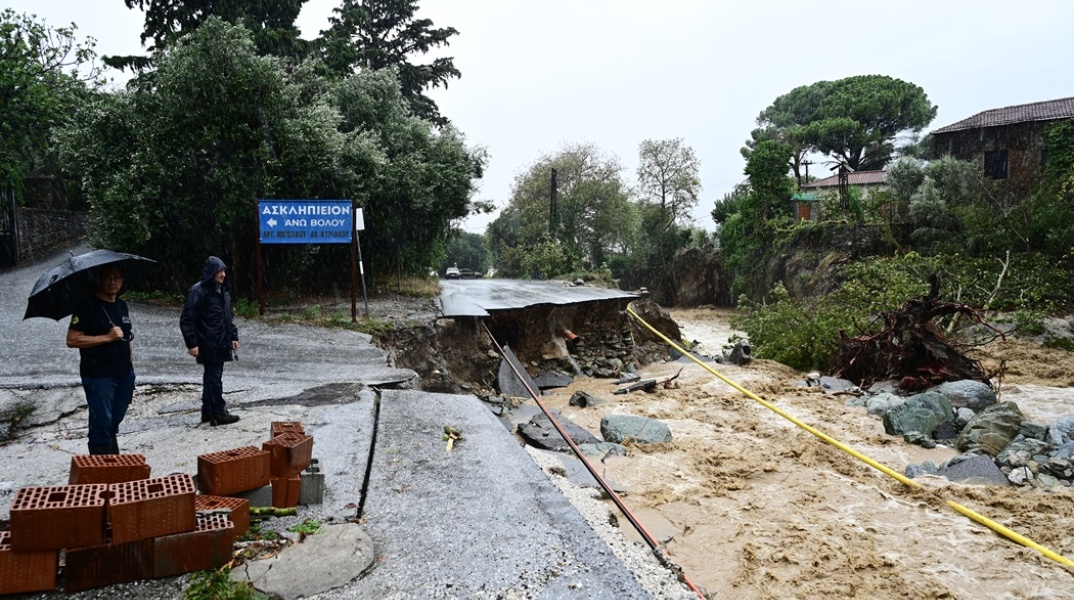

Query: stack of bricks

[262,422,314,509]
[1,422,315,594]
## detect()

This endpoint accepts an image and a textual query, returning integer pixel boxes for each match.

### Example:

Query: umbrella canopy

[24,249,157,320]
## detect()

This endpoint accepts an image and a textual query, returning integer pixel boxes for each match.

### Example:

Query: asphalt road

[439,278,637,317]
[0,243,415,393]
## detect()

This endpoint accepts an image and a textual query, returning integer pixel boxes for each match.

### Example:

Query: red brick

[69,454,151,485]
[271,421,305,437]
[262,432,314,478]
[63,538,153,592]
[270,475,301,509]
[0,531,58,594]
[108,474,197,544]
[152,513,235,578]
[9,485,108,551]
[195,494,250,537]
[197,446,270,496]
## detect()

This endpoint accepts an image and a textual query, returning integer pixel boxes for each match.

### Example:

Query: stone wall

[17,208,87,261]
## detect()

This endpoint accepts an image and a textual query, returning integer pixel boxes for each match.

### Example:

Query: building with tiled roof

[800,170,888,190]
[932,96,1074,198]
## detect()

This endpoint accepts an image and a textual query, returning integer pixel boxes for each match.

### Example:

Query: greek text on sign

[259,200,353,244]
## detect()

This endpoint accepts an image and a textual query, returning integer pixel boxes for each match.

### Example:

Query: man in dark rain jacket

[180,256,240,425]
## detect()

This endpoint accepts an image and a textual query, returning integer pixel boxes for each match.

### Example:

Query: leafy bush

[733,252,1074,370]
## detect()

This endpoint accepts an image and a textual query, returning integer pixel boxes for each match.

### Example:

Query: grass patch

[377,275,441,298]
[185,567,268,600]
[286,519,322,535]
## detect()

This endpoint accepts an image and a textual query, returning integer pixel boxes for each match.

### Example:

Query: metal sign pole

[351,199,358,322]
[256,201,266,315]
[355,207,369,317]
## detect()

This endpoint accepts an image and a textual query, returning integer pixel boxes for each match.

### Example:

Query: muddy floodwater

[537,308,1074,599]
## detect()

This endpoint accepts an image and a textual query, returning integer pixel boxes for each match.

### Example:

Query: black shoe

[200,414,211,423]
[210,413,240,426]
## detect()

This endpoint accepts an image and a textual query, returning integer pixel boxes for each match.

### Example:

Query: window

[984,150,1008,179]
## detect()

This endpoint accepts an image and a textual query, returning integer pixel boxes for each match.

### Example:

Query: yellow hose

[626,305,1074,569]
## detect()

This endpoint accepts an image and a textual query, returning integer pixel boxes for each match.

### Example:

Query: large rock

[865,392,905,418]
[996,438,1053,468]
[517,411,601,451]
[882,391,953,437]
[936,454,1009,486]
[1048,416,1074,446]
[929,380,997,412]
[600,414,672,444]
[957,401,1024,456]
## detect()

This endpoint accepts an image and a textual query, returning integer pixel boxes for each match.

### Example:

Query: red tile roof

[933,97,1074,134]
[801,170,887,189]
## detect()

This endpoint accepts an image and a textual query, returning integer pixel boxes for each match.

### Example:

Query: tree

[747,75,937,177]
[443,231,487,274]
[742,81,831,186]
[330,69,486,279]
[319,0,460,125]
[0,10,102,185]
[636,138,701,225]
[57,19,363,291]
[108,0,310,69]
[803,75,937,172]
[486,143,634,278]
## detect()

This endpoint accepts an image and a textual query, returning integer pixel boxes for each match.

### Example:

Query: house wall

[933,120,1061,200]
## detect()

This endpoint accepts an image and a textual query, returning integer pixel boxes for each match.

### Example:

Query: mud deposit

[534,308,1074,599]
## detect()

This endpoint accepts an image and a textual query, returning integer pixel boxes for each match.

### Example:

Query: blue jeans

[201,361,227,417]
[82,370,135,449]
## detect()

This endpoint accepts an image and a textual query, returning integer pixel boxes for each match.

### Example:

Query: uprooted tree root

[831,276,1001,392]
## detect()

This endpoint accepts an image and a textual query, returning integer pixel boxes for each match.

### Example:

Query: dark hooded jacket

[179,256,238,363]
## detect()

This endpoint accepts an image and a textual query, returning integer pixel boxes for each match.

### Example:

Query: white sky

[7,0,1074,233]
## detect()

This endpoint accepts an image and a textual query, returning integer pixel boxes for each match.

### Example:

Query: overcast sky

[7,0,1074,233]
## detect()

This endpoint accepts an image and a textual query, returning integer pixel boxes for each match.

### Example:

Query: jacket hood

[200,256,228,283]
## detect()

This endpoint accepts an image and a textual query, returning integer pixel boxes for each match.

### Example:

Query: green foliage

[487,142,633,277]
[0,10,102,185]
[734,251,1074,370]
[443,231,488,274]
[711,184,747,226]
[320,0,460,125]
[636,138,701,226]
[111,0,309,69]
[520,236,578,279]
[287,519,322,535]
[185,567,268,600]
[57,19,484,296]
[748,75,936,174]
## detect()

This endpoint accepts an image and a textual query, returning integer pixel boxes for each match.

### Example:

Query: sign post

[354,206,369,319]
[256,199,358,319]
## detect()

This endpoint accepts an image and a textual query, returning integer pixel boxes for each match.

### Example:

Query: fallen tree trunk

[830,276,995,392]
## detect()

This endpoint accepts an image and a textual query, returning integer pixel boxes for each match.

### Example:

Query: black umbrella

[24,249,157,320]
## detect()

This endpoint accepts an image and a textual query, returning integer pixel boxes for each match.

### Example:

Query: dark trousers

[201,361,227,418]
[82,370,135,454]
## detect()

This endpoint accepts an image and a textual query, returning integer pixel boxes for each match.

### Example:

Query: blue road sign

[259,200,353,244]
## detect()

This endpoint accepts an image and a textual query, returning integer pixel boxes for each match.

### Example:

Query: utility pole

[549,168,558,237]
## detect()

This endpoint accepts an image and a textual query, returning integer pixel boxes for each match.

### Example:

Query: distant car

[459,268,474,279]
[445,267,461,279]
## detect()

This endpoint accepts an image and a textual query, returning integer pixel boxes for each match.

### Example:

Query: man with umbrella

[65,265,135,455]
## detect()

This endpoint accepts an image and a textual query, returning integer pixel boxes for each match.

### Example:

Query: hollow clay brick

[0,531,58,594]
[197,446,270,496]
[195,494,250,537]
[69,454,151,485]
[270,475,301,509]
[271,421,305,437]
[9,484,108,552]
[107,474,197,544]
[63,538,153,593]
[152,513,235,578]
[262,431,314,478]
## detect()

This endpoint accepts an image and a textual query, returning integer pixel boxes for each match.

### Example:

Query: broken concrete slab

[518,410,602,451]
[235,522,375,600]
[342,389,651,598]
[498,346,539,399]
